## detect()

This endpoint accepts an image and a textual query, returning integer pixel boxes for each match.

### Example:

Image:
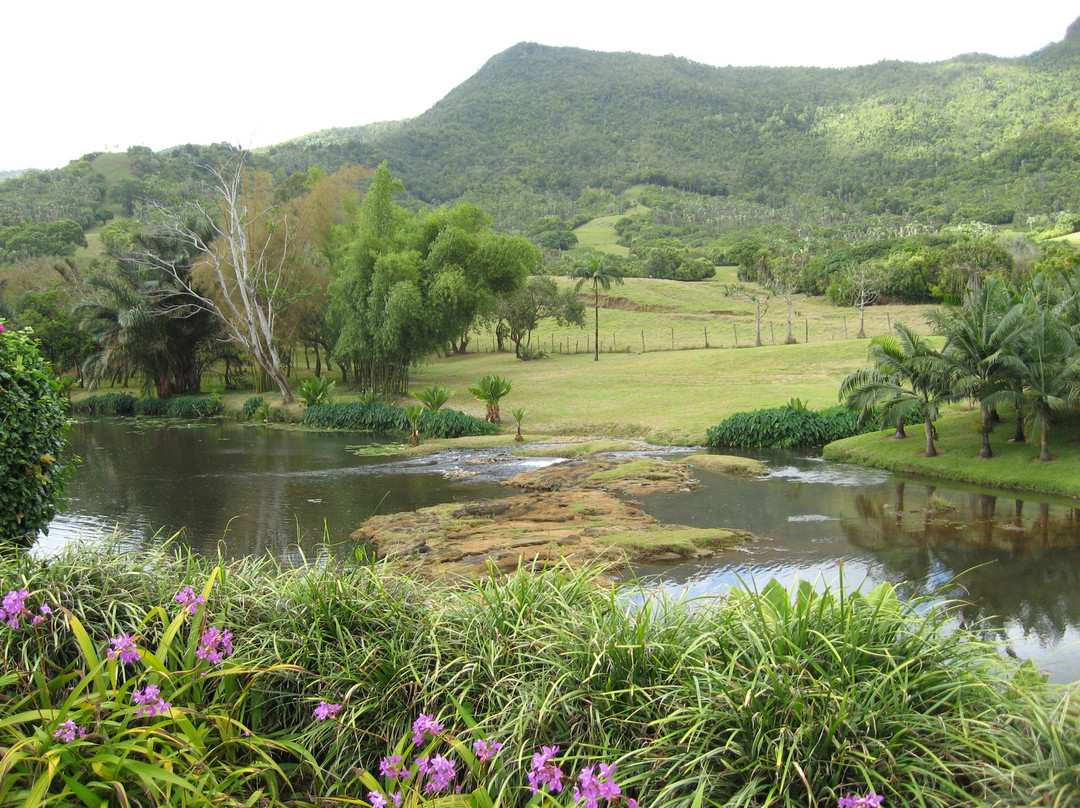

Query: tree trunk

[1014,407,1025,442]
[1040,426,1051,462]
[857,303,866,339]
[924,412,937,457]
[893,415,907,439]
[979,406,993,459]
[593,284,600,361]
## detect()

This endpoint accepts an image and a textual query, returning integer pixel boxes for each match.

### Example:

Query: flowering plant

[0,568,312,806]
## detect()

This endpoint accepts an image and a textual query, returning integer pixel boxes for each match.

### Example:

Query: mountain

[4,21,1080,241]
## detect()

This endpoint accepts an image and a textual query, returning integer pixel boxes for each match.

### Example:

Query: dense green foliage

[303,400,497,438]
[0,219,86,263]
[3,548,1077,806]
[327,164,539,394]
[0,323,74,547]
[704,402,887,449]
[72,393,225,418]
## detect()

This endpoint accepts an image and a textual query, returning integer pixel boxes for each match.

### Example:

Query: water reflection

[636,453,1080,683]
[42,419,513,560]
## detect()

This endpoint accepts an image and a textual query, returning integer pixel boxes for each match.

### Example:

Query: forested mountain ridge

[4,22,1080,243]
[282,27,1080,228]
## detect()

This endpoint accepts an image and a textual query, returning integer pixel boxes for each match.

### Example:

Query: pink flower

[132,684,171,717]
[313,700,342,721]
[1,589,30,628]
[368,791,388,808]
[195,626,233,665]
[52,719,87,742]
[473,739,503,762]
[411,712,445,745]
[379,754,412,781]
[174,586,205,616]
[106,633,141,665]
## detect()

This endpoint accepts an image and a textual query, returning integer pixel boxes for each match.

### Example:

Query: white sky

[3,1,1078,172]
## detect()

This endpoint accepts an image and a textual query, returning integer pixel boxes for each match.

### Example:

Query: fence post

[641,330,645,352]
[671,327,675,350]
[704,326,709,348]
[805,318,809,343]
[733,325,739,347]
[843,316,848,339]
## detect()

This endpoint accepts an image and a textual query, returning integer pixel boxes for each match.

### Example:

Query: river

[39,419,1080,682]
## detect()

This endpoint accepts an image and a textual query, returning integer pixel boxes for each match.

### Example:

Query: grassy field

[107,278,942,446]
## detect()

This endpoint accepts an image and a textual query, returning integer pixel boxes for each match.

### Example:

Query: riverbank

[823,406,1080,499]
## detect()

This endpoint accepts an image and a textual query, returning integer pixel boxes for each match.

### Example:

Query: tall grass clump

[2,545,1076,807]
[304,401,498,438]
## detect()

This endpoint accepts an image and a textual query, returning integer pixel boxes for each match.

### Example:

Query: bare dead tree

[845,262,880,339]
[145,157,297,404]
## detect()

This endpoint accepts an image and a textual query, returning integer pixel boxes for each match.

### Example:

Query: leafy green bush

[73,394,224,419]
[304,401,497,438]
[241,396,266,421]
[705,403,917,449]
[72,392,138,416]
[0,323,75,547]
[298,377,336,407]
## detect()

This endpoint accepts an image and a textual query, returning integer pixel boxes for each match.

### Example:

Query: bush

[72,392,138,416]
[705,403,921,449]
[241,396,266,421]
[0,322,76,547]
[304,401,498,439]
[298,377,336,407]
[73,394,224,419]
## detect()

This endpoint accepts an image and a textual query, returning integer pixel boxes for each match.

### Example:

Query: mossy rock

[682,454,768,478]
[596,526,749,559]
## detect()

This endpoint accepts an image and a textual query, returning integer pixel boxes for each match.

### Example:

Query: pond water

[40,420,1080,682]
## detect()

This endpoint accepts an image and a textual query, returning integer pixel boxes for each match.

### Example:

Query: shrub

[71,392,138,416]
[705,403,921,449]
[304,401,498,438]
[0,323,76,547]
[241,396,266,421]
[298,377,336,407]
[72,394,224,419]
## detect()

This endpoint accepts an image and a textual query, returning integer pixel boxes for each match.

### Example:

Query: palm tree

[927,279,1028,459]
[572,252,623,361]
[839,323,957,458]
[413,385,453,412]
[468,375,512,423]
[1014,303,1080,462]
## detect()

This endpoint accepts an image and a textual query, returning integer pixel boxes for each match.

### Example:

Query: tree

[928,279,1028,459]
[79,223,223,397]
[762,249,806,344]
[147,157,313,404]
[1013,300,1079,462]
[327,165,533,393]
[839,323,957,457]
[844,263,880,339]
[0,321,76,547]
[468,375,512,423]
[572,252,624,361]
[724,283,772,347]
[498,276,585,358]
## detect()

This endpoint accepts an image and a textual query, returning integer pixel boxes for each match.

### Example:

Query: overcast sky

[4,1,1078,172]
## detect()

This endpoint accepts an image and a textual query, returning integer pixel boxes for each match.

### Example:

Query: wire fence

[466,310,904,356]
